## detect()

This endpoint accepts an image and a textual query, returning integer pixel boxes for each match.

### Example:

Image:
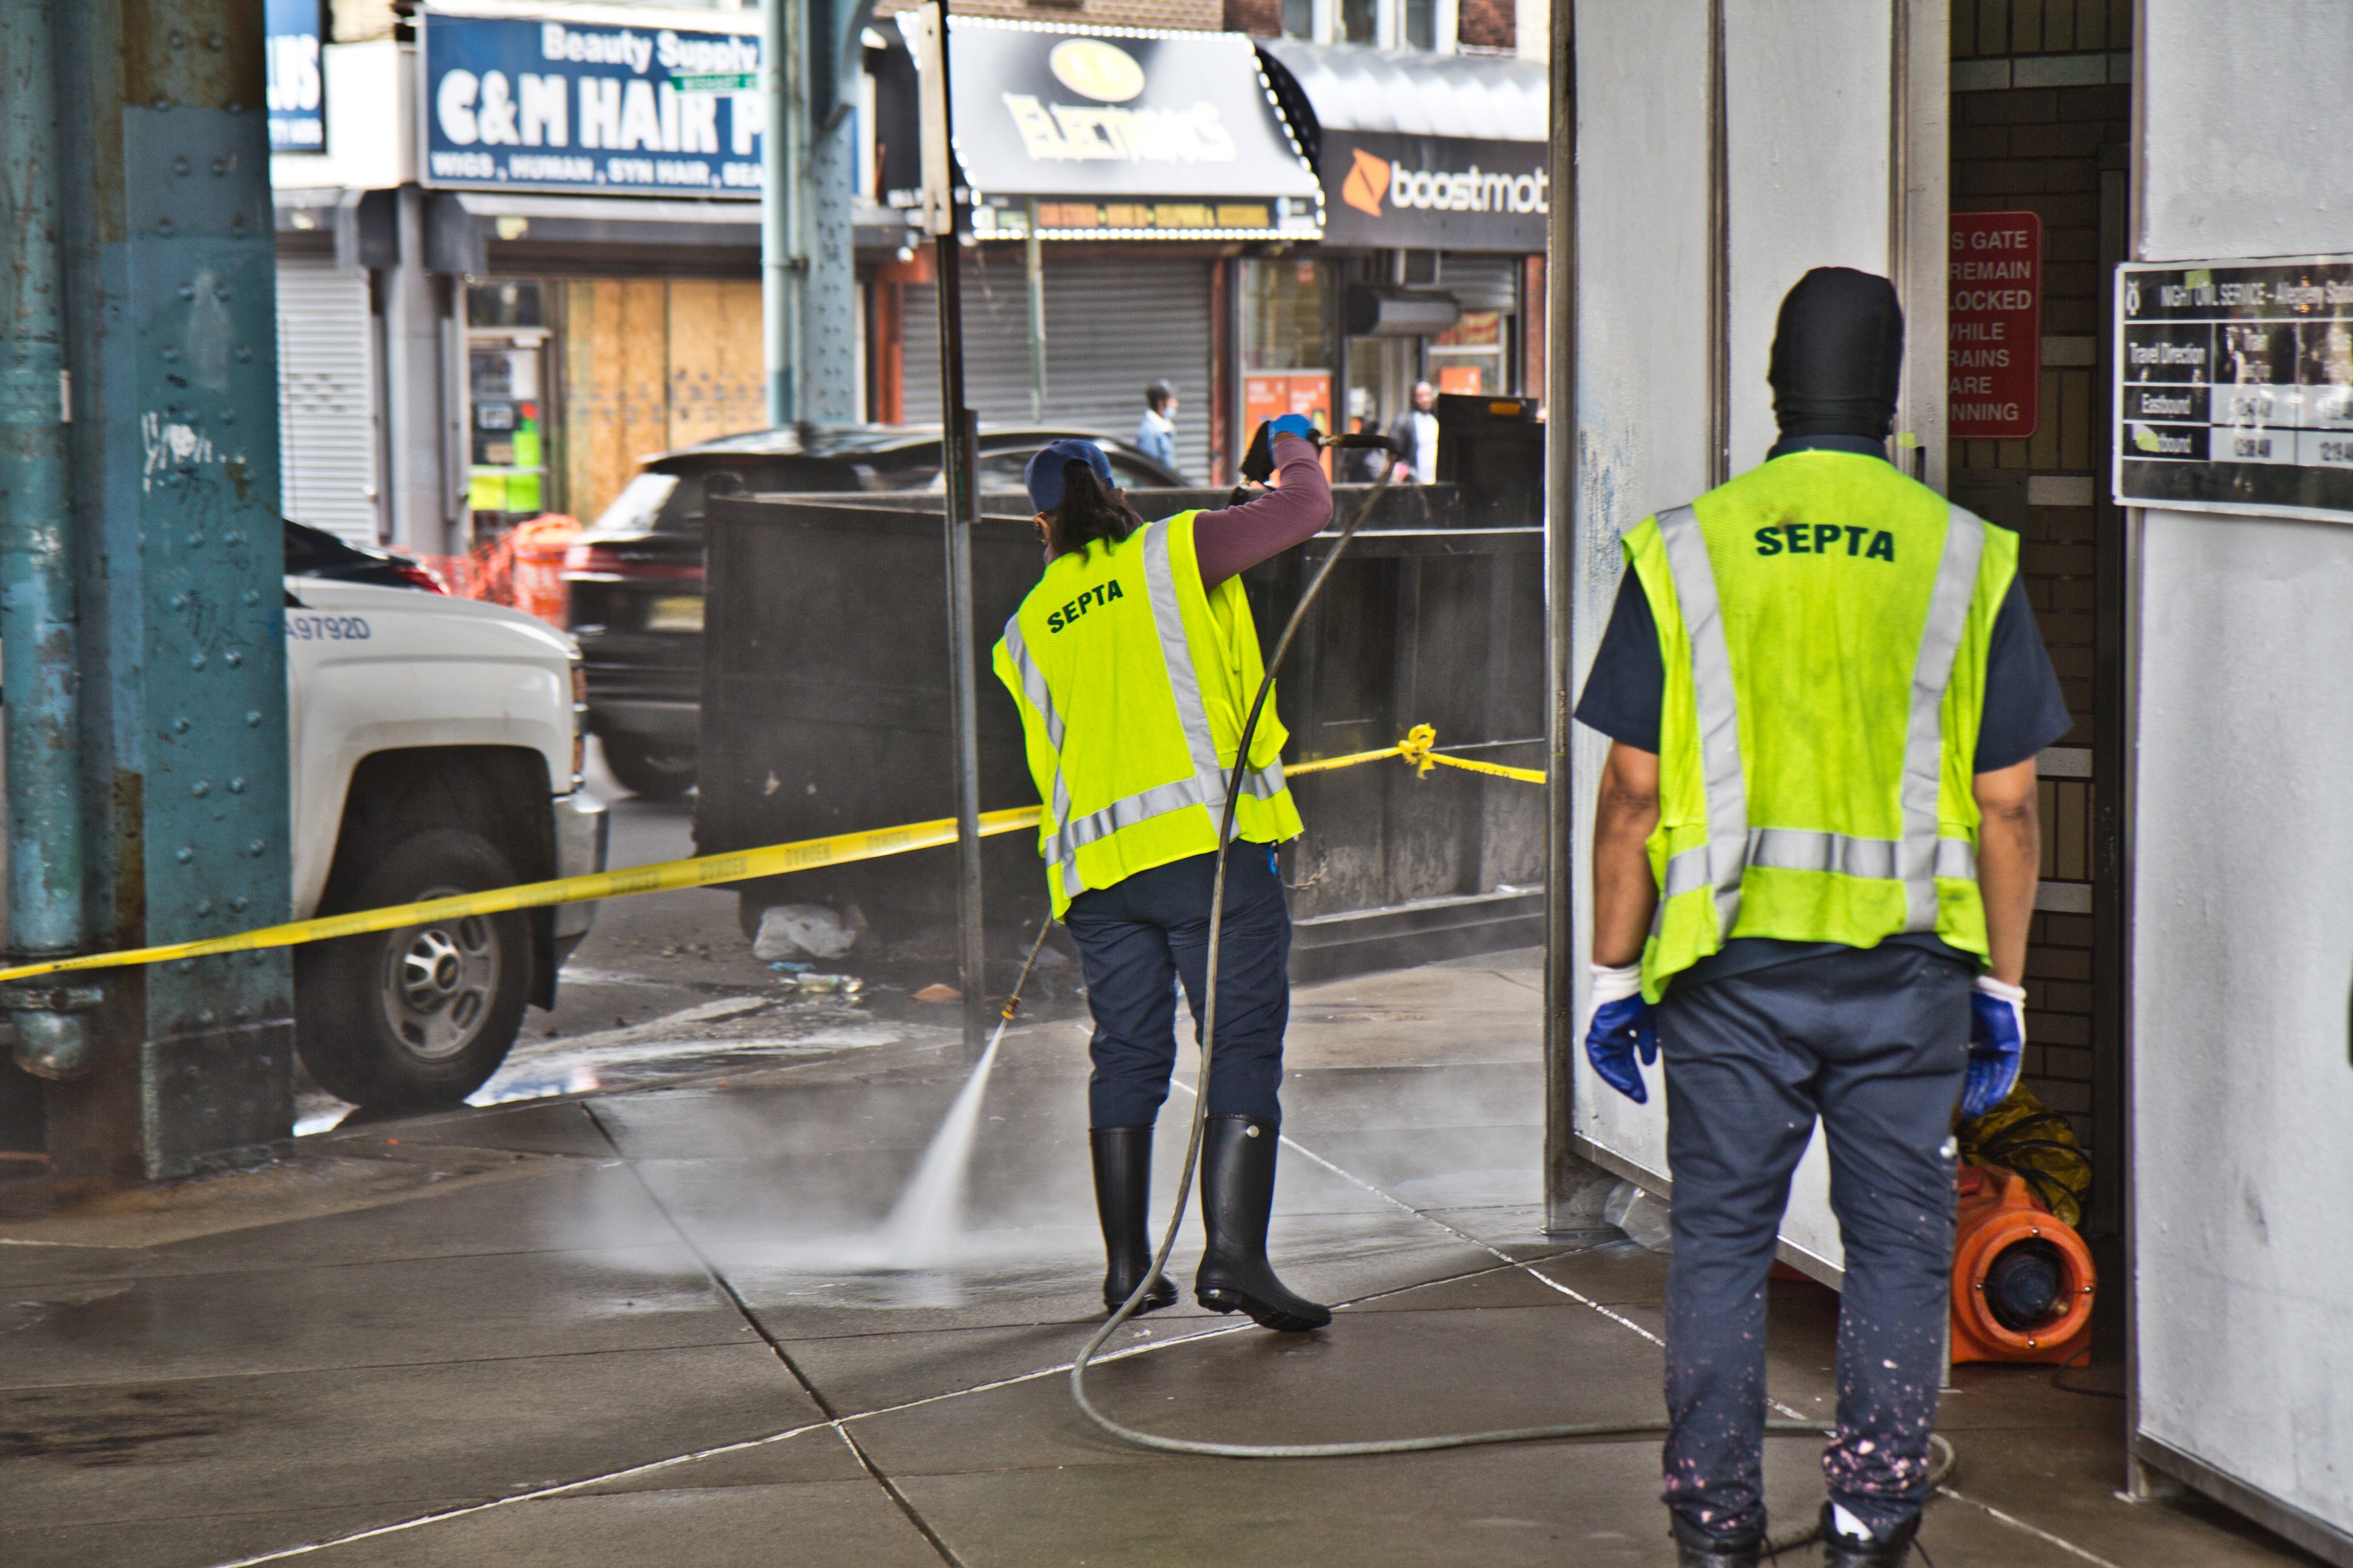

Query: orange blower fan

[1950,1163,2095,1364]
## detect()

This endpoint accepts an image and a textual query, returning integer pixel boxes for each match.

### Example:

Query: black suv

[563,424,1183,798]
[282,518,447,592]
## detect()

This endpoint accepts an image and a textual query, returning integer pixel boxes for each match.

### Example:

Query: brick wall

[1224,0,1283,36]
[1458,0,1515,51]
[1948,0,2130,1174]
[876,0,1225,29]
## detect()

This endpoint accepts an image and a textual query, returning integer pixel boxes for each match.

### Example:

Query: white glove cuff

[1590,962,1645,1006]
[1974,975,2027,1005]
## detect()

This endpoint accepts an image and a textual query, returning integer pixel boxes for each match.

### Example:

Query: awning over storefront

[1259,40,1548,253]
[928,18,1322,243]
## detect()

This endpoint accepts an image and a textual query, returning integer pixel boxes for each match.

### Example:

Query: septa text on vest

[1754,524,1897,561]
[1046,579,1126,633]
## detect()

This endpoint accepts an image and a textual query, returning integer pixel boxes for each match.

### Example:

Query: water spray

[1052,445,1956,1555]
[875,924,1057,1270]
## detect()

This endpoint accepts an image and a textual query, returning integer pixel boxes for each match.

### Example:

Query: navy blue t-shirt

[1573,465,2073,989]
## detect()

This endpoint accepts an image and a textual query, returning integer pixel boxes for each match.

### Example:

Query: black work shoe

[1669,1513,1762,1567]
[1090,1126,1178,1315]
[1818,1503,1923,1565]
[1193,1114,1332,1331]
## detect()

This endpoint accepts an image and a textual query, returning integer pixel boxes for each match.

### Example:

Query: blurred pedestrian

[1344,415,1391,483]
[1401,380,1440,483]
[1135,380,1180,476]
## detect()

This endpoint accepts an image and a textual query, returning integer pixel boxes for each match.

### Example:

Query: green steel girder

[47,0,294,1181]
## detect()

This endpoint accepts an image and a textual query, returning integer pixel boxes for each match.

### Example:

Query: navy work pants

[1062,845,1291,1129]
[1657,943,1968,1542]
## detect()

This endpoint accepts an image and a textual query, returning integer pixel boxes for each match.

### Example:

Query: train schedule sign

[2115,256,2353,523]
[1949,210,2042,440]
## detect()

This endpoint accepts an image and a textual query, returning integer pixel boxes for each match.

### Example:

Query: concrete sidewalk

[0,952,2317,1567]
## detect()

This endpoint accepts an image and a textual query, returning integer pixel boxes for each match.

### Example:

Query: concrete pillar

[381,186,454,557]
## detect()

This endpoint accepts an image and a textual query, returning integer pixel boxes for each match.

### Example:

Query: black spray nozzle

[1240,423,1402,485]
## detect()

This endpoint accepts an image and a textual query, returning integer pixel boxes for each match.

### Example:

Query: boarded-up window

[560,279,767,526]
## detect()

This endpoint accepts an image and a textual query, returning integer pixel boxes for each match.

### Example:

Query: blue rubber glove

[1963,975,2027,1120]
[1585,962,1658,1104]
[1268,412,1318,441]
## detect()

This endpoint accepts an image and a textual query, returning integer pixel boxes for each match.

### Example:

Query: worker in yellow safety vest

[992,423,1335,1332]
[1574,269,2070,1568]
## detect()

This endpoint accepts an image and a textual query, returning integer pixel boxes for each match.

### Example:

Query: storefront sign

[1949,210,2041,440]
[938,18,1320,240]
[266,0,326,153]
[1315,132,1547,252]
[1243,373,1333,476]
[2115,256,2353,523]
[419,7,765,198]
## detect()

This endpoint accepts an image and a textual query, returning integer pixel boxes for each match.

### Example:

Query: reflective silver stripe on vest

[1138,517,1289,836]
[1654,501,1986,939]
[1657,505,1749,934]
[999,616,1073,832]
[1140,520,1229,801]
[1934,836,1977,881]
[1657,831,1977,934]
[1038,762,1287,870]
[1901,505,1987,930]
[1747,827,1979,884]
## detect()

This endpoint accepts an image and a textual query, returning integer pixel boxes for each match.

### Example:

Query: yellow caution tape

[1286,723,1548,786]
[0,807,1047,988]
[0,726,1542,984]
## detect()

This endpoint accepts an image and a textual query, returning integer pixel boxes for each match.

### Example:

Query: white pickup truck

[282,533,607,1111]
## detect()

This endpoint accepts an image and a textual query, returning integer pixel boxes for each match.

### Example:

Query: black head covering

[1768,267,1904,443]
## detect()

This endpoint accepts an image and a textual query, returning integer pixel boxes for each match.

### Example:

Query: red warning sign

[1949,210,2042,440]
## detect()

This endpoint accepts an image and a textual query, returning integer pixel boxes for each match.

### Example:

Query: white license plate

[647,595,704,632]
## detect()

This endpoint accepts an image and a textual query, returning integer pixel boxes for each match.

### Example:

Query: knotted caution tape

[0,727,1543,985]
[1287,723,1547,785]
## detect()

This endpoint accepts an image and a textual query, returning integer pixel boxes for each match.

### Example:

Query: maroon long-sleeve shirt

[1037,434,1333,584]
[1191,434,1333,590]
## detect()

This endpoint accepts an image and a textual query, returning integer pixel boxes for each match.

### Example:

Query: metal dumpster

[696,478,1543,981]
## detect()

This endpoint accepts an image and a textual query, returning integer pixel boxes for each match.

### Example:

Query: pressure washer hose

[1063,454,1956,1553]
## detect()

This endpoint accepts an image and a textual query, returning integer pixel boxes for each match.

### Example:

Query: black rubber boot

[1819,1503,1922,1565]
[1090,1126,1177,1316]
[1193,1114,1331,1331]
[1668,1514,1761,1568]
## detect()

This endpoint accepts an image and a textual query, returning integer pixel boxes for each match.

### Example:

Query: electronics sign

[419,7,765,198]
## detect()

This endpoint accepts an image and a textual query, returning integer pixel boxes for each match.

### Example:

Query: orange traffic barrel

[508,514,581,627]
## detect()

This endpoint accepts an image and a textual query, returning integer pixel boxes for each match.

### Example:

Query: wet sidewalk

[0,951,2317,1567]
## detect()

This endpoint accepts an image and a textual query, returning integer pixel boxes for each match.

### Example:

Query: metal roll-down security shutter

[903,251,1216,482]
[274,256,382,545]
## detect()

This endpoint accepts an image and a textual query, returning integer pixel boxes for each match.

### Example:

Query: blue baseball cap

[1024,439,1115,514]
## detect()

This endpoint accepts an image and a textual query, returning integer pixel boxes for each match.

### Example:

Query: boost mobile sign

[420,7,765,198]
[1318,130,1547,252]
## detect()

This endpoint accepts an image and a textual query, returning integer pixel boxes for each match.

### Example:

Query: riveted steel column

[764,0,807,425]
[46,0,294,1181]
[0,0,93,1084]
[801,0,872,423]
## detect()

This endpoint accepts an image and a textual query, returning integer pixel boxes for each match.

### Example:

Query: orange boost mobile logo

[1340,147,1390,217]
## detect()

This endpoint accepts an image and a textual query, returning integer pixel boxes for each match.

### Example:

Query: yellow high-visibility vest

[993,511,1303,918]
[1627,451,2018,1000]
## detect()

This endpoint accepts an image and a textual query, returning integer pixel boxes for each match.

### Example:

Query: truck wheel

[296,829,531,1109]
[601,734,697,799]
